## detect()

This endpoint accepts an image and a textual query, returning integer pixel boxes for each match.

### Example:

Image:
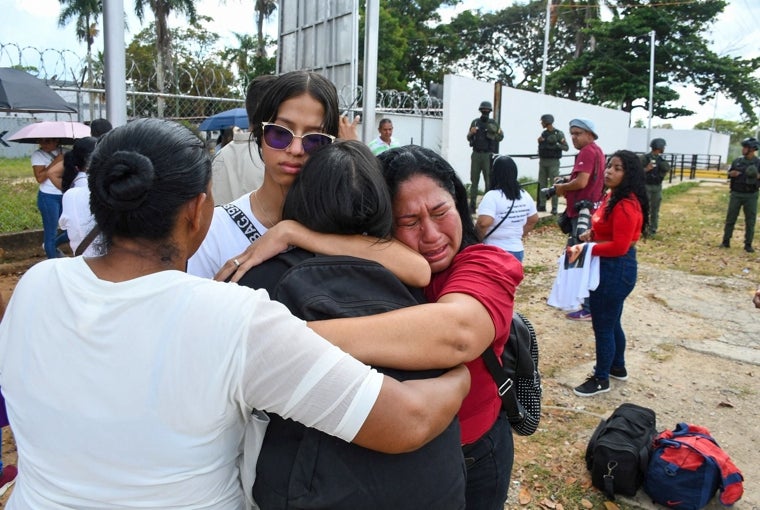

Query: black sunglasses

[261,122,335,155]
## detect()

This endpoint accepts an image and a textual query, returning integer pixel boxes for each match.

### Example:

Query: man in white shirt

[367,118,401,155]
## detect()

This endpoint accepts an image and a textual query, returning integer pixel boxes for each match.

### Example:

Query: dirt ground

[0,225,758,508]
[508,225,759,509]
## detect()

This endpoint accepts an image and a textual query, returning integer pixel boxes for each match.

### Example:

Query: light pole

[540,0,552,94]
[646,30,655,150]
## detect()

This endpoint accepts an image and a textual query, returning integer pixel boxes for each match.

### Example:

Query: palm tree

[222,32,258,85]
[58,0,102,120]
[254,0,277,59]
[133,0,198,117]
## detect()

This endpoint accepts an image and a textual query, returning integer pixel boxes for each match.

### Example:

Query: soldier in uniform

[721,137,760,252]
[536,114,569,214]
[641,138,670,236]
[466,101,504,212]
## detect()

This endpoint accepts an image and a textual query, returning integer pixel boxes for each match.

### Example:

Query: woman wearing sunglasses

[189,71,429,286]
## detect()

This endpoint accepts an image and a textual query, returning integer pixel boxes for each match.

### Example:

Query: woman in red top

[568,150,649,396]
[313,146,523,509]
[240,145,524,508]
[376,146,524,508]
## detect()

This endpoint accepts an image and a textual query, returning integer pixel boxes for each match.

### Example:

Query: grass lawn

[0,158,41,232]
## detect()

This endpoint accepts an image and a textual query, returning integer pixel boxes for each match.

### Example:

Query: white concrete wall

[627,127,729,162]
[0,117,39,159]
[442,74,631,186]
[439,75,733,185]
[362,113,443,153]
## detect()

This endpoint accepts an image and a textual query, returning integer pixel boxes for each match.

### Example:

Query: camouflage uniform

[467,104,503,211]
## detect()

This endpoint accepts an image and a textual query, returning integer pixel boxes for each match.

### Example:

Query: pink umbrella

[7,120,91,145]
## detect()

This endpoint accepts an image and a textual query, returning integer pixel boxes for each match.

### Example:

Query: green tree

[126,20,236,119]
[221,32,276,89]
[254,0,277,59]
[549,0,760,124]
[445,3,565,89]
[133,0,198,116]
[58,0,102,119]
[359,0,461,91]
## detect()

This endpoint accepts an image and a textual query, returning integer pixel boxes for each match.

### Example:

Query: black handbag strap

[482,199,515,240]
[75,226,101,256]
[481,347,523,424]
[222,202,263,243]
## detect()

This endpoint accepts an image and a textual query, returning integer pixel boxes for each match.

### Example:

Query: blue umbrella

[199,107,248,131]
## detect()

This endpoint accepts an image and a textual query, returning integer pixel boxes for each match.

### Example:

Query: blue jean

[37,190,65,258]
[589,247,637,380]
[507,250,524,262]
[462,411,513,510]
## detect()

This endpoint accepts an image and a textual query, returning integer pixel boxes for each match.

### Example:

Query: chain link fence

[1,43,442,127]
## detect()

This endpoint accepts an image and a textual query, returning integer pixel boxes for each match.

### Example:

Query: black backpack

[585,403,658,500]
[241,249,466,510]
[481,311,542,436]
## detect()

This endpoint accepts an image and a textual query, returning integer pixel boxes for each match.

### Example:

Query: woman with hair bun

[0,119,469,509]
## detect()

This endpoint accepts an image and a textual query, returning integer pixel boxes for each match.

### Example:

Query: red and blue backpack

[644,423,743,510]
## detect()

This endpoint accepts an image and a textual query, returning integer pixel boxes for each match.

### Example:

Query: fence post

[690,154,698,179]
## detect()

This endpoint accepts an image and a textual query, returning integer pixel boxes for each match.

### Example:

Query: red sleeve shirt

[425,244,524,444]
[566,142,605,217]
[590,192,643,257]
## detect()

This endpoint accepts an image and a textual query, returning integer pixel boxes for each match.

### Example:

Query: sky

[2,0,759,130]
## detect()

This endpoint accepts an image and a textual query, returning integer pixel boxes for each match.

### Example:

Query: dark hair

[489,155,521,201]
[251,71,340,150]
[217,127,234,147]
[90,118,113,138]
[605,149,650,235]
[61,136,97,192]
[378,145,479,251]
[245,74,277,128]
[378,118,392,128]
[88,118,211,248]
[282,140,392,238]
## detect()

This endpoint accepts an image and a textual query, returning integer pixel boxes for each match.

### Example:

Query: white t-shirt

[477,189,537,252]
[0,257,382,509]
[31,148,63,195]
[367,136,401,155]
[547,244,600,311]
[211,132,265,206]
[187,192,269,279]
[59,173,102,257]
